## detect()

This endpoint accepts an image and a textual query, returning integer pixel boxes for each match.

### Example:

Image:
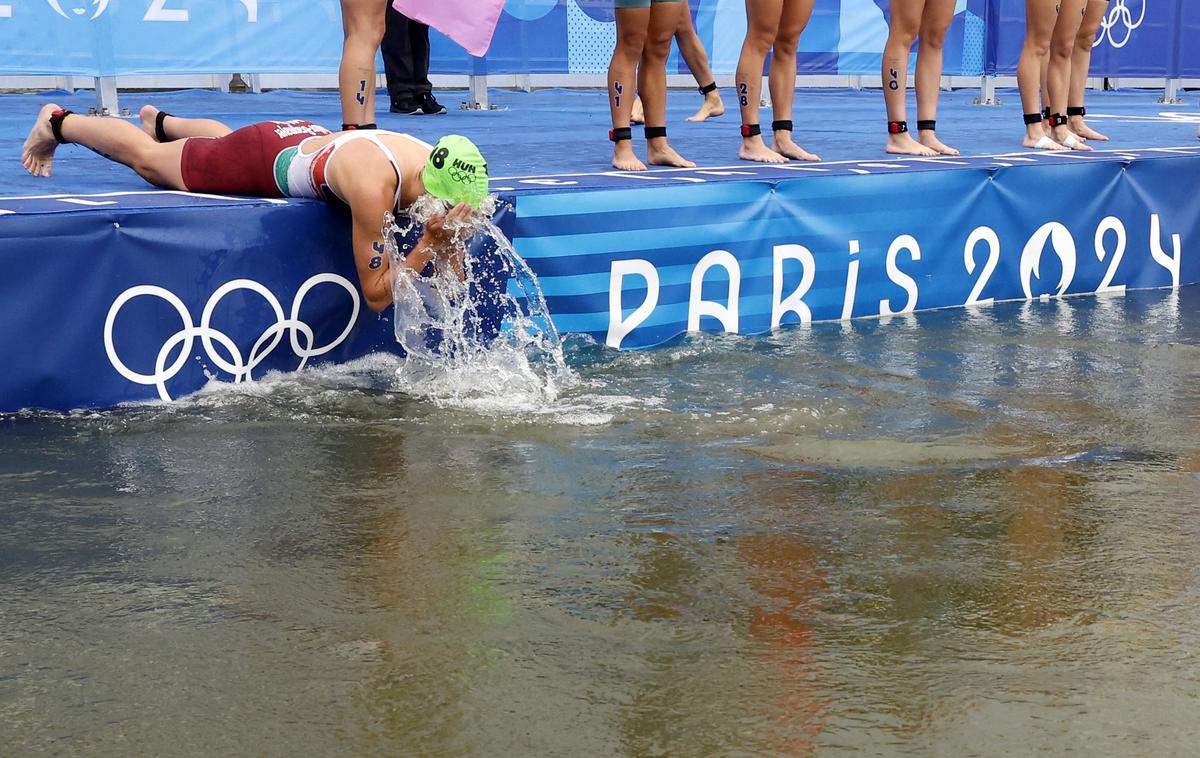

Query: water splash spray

[384,195,574,408]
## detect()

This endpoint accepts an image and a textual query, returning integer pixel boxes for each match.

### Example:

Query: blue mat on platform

[2,88,1198,197]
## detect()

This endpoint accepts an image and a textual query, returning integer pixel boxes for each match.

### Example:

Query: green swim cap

[422,135,489,208]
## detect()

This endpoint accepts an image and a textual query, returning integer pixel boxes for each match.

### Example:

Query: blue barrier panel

[511,152,1199,349]
[0,193,514,412]
[0,0,988,78]
[0,195,396,411]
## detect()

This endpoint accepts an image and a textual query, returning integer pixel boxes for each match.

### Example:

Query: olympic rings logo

[104,274,360,402]
[1094,0,1145,49]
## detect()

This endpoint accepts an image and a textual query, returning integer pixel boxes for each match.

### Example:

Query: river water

[3,288,1199,756]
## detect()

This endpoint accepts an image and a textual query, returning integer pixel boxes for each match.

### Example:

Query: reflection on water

[3,288,1200,755]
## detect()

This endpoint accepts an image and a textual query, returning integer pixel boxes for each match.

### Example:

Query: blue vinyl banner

[988,0,1194,78]
[509,153,1200,349]
[0,192,513,412]
[0,0,990,77]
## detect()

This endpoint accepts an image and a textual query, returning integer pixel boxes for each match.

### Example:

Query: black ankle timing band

[888,121,908,134]
[155,111,173,143]
[698,82,717,95]
[917,120,936,132]
[740,123,761,138]
[772,120,792,132]
[49,109,72,145]
[609,127,632,143]
[1023,112,1044,125]
[644,126,667,140]
[1049,113,1067,128]
[1067,106,1086,117]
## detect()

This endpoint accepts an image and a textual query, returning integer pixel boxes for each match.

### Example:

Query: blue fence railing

[0,0,1192,79]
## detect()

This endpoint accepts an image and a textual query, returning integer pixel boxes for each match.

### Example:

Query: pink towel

[391,0,506,58]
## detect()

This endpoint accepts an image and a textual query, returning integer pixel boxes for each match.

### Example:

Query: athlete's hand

[421,203,476,248]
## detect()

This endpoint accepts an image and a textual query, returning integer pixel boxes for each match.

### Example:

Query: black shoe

[389,97,422,115]
[418,92,447,115]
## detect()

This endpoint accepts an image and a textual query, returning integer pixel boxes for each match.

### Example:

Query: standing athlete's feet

[22,103,62,177]
[886,132,937,157]
[917,130,960,156]
[773,132,820,162]
[630,97,645,126]
[739,134,788,163]
[647,138,695,168]
[1069,116,1108,141]
[612,141,647,171]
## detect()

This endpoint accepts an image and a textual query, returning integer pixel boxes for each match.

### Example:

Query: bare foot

[686,93,725,122]
[630,97,645,126]
[886,133,937,157]
[1069,117,1109,141]
[1052,126,1093,151]
[21,103,62,178]
[739,135,788,164]
[773,132,821,162]
[917,131,960,156]
[1023,131,1068,151]
[612,141,646,171]
[647,139,695,168]
[139,104,162,141]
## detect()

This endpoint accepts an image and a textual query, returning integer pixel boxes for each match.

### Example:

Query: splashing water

[384,194,574,409]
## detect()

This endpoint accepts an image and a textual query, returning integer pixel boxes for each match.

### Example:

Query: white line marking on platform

[0,189,287,204]
[57,198,119,206]
[0,209,14,215]
[910,157,971,166]
[856,162,908,169]
[696,170,757,176]
[849,169,872,175]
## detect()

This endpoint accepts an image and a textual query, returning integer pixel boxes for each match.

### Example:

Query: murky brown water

[3,289,1199,756]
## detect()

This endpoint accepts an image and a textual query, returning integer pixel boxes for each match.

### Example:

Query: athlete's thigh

[777,0,815,40]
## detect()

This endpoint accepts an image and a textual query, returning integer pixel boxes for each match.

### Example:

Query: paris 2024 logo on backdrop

[45,0,107,19]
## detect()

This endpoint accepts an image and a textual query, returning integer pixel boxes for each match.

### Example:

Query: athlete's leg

[883,0,935,155]
[339,0,387,128]
[609,5,651,170]
[737,0,787,163]
[139,105,232,142]
[915,0,960,155]
[642,1,695,167]
[1069,0,1109,141]
[1018,0,1066,149]
[675,8,725,122]
[22,103,186,187]
[1047,0,1091,149]
[769,0,819,161]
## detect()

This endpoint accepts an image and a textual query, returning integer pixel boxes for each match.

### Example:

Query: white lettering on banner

[880,235,921,316]
[1149,213,1182,287]
[145,0,187,22]
[964,226,1000,306]
[606,259,658,349]
[771,244,816,328]
[1094,216,1128,295]
[602,212,1187,346]
[0,5,11,19]
[688,250,740,333]
[240,0,257,23]
[842,239,861,320]
[1020,222,1077,300]
[104,274,359,401]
